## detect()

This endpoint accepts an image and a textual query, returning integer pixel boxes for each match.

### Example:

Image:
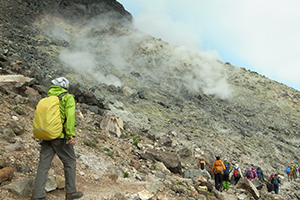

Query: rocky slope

[1,0,300,199]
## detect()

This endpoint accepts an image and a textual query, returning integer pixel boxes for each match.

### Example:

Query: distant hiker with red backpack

[286,166,293,181]
[222,160,232,190]
[32,77,83,200]
[212,156,226,191]
[269,173,275,182]
[233,164,242,185]
[244,167,258,180]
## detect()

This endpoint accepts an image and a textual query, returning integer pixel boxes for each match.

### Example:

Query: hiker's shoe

[65,191,83,200]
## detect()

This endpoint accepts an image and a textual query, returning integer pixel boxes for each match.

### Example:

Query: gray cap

[51,77,69,89]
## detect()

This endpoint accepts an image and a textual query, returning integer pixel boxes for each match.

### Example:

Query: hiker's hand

[68,137,76,145]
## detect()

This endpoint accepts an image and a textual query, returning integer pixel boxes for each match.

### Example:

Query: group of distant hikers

[203,156,300,195]
[285,164,298,182]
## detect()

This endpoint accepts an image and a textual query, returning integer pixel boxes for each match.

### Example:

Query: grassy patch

[131,135,140,146]
[176,182,184,186]
[108,152,114,158]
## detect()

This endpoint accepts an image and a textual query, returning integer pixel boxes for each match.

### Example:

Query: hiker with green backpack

[32,77,83,200]
[271,174,281,194]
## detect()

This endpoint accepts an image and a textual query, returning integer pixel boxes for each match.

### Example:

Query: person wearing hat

[199,159,212,180]
[32,77,83,200]
[212,156,226,191]
[233,163,242,185]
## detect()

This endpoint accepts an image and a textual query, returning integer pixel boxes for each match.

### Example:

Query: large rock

[6,121,25,135]
[45,175,57,192]
[251,178,265,190]
[5,141,25,151]
[183,169,211,180]
[0,157,7,169]
[0,167,14,183]
[236,177,260,200]
[145,149,182,174]
[0,75,34,94]
[3,178,34,199]
[55,175,66,189]
[137,189,154,200]
[177,147,193,166]
[24,86,41,107]
[99,115,124,137]
[157,135,172,147]
[145,181,164,194]
[69,83,104,108]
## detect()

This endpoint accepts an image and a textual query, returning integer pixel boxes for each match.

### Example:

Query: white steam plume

[44,13,232,99]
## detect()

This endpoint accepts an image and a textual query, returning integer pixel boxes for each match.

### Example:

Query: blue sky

[118,0,300,92]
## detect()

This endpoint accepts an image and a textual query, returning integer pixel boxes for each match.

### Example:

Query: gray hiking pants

[33,139,76,198]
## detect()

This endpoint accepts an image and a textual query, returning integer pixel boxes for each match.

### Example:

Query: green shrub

[124,172,129,178]
[133,140,139,146]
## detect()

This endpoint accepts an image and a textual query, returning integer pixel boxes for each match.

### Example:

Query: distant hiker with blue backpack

[286,166,293,181]
[212,156,226,191]
[222,160,232,190]
[271,174,281,194]
[32,77,83,200]
[244,167,258,180]
[256,167,265,181]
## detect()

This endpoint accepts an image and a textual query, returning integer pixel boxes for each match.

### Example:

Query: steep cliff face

[1,1,300,199]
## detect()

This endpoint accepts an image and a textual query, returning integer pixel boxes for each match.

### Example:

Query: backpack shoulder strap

[57,92,68,139]
[58,92,67,100]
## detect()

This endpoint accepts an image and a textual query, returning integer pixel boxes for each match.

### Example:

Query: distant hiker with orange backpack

[222,160,232,190]
[233,164,242,185]
[212,156,226,191]
[286,166,293,181]
[32,77,83,200]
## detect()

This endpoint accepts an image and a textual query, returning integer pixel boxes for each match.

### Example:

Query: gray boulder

[183,169,211,180]
[3,178,34,199]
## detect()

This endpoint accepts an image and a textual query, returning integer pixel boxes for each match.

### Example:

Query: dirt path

[30,176,148,200]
